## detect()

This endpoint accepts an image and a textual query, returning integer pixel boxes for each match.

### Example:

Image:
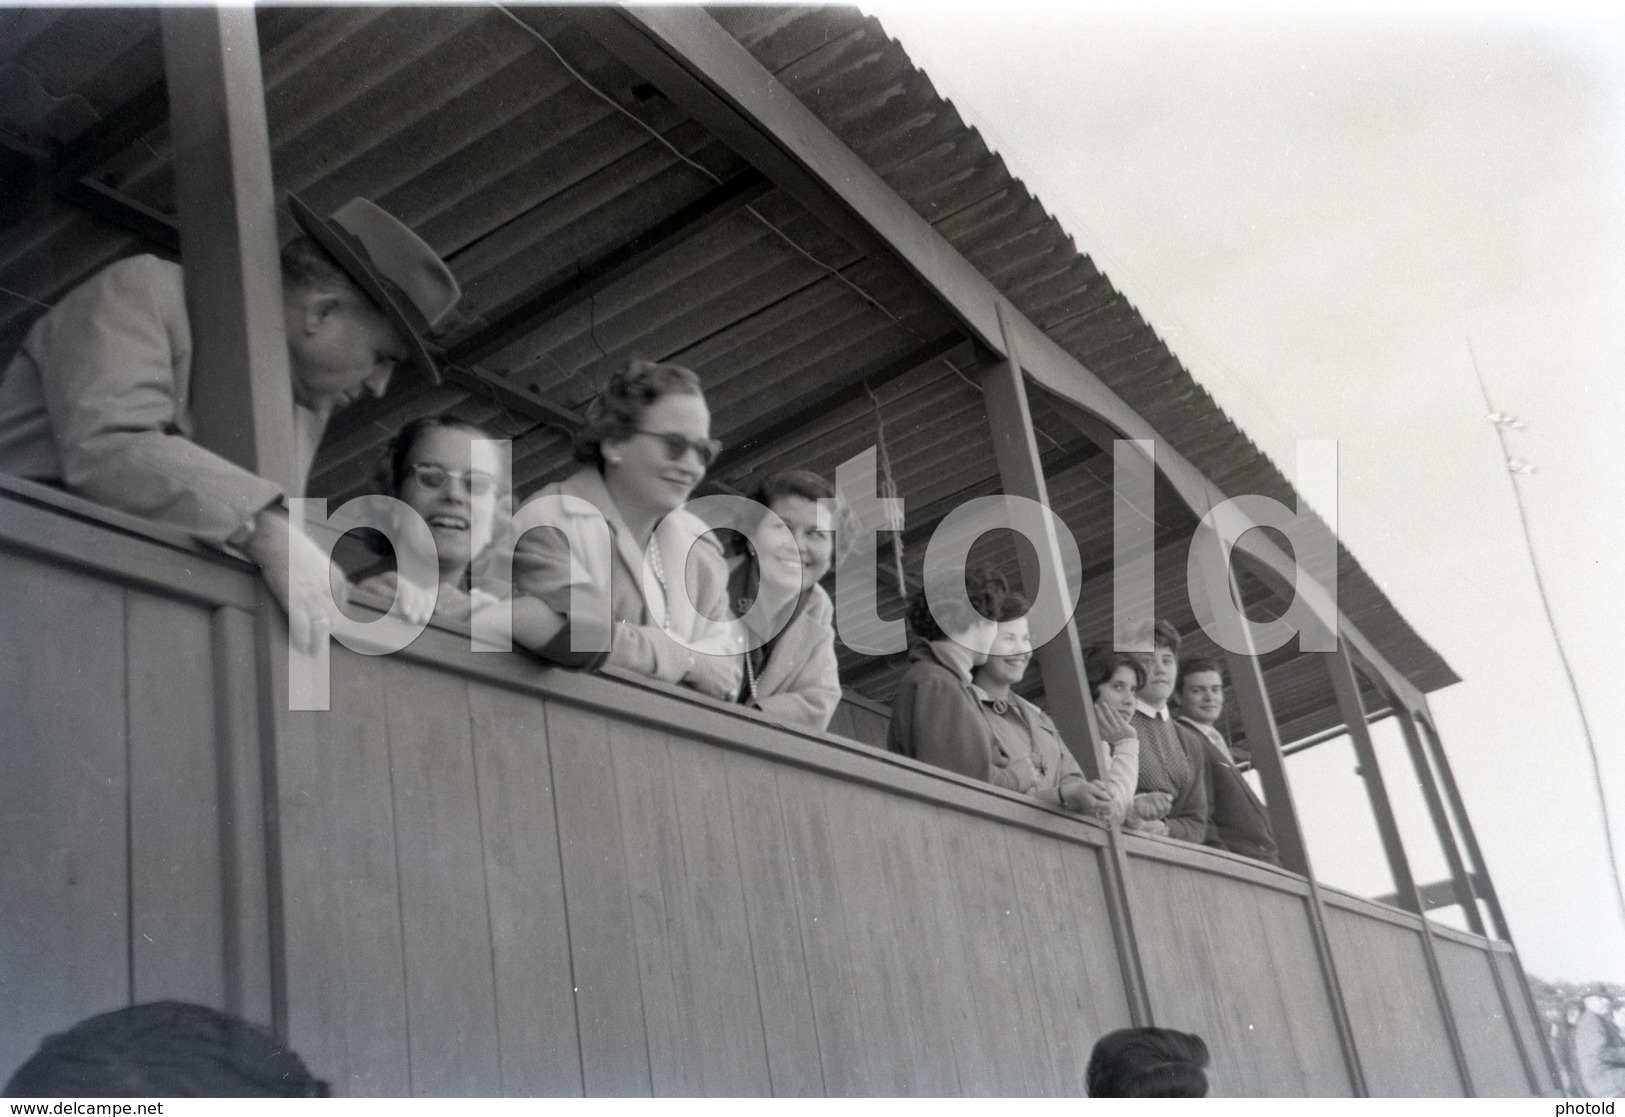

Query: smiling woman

[347,416,508,624]
[508,359,742,699]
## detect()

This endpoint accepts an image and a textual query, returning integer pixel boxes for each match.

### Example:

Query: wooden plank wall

[0,530,263,1080]
[1124,849,1352,1095]
[276,643,1137,1095]
[1322,900,1463,1096]
[1431,935,1536,1097]
[0,490,1552,1098]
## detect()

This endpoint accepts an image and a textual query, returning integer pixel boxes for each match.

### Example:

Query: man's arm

[35,257,285,546]
[1162,725,1214,843]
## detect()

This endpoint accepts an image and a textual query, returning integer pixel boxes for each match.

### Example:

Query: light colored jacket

[0,255,326,545]
[511,465,742,691]
[748,583,840,732]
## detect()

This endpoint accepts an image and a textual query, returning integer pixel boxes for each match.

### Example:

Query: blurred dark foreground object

[1086,1026,1211,1097]
[3,1001,328,1098]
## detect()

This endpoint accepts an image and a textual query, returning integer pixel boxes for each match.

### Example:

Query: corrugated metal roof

[0,3,1456,746]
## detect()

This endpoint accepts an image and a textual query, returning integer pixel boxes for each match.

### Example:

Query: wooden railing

[0,480,1554,1096]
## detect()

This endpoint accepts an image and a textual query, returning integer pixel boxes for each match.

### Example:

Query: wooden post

[1414,703,1514,942]
[1325,645,1420,911]
[1327,647,1477,1095]
[162,7,293,1036]
[1191,564,1368,1094]
[161,6,296,492]
[982,303,1152,1029]
[1394,707,1485,933]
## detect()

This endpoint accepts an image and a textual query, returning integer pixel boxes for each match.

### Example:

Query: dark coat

[886,640,995,782]
[1182,716,1281,866]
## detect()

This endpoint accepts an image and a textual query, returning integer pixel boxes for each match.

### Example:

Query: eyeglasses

[628,429,722,469]
[405,462,498,496]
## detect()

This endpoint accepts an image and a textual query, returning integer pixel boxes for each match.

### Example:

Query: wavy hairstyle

[573,358,704,470]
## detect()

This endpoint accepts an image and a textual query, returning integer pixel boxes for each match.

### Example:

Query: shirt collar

[1135,698,1169,720]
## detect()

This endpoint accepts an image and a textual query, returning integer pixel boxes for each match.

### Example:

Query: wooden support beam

[446,168,773,366]
[983,304,1153,1028]
[161,5,295,490]
[1394,709,1486,934]
[898,439,1104,548]
[1197,577,1368,1093]
[1413,704,1514,943]
[1374,873,1488,913]
[1327,646,1478,1095]
[709,330,963,476]
[1326,646,1420,910]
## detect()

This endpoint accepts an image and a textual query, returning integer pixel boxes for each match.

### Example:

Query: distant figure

[1570,995,1625,1097]
[726,471,843,731]
[1126,620,1212,842]
[3,1001,328,1098]
[1086,1026,1211,1097]
[1175,656,1281,866]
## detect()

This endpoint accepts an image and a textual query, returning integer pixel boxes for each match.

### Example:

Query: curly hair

[906,565,1007,643]
[1084,645,1147,697]
[374,415,507,497]
[573,359,704,469]
[1086,1027,1210,1098]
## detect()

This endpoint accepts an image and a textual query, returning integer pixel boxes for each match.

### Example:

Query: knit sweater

[1130,707,1212,843]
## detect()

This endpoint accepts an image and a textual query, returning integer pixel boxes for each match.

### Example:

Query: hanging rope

[865,382,908,595]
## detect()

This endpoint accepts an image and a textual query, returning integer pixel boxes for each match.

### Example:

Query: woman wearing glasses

[350,416,507,623]
[510,359,742,699]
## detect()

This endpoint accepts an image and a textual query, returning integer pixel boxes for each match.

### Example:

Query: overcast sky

[866,0,1625,984]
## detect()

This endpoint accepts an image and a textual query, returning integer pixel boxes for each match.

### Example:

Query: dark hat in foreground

[3,1000,328,1098]
[288,193,461,382]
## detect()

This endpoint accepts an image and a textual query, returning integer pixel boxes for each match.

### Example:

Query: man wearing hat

[0,195,460,650]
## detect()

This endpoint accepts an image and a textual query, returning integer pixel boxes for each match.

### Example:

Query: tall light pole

[1467,338,1625,927]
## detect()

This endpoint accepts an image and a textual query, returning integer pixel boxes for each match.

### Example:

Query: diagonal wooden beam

[709,330,962,476]
[446,168,772,366]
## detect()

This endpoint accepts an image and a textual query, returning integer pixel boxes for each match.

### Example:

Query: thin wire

[498,9,916,336]
[0,284,52,311]
[1466,336,1625,929]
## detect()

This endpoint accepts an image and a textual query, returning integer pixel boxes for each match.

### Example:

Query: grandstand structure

[0,5,1556,1096]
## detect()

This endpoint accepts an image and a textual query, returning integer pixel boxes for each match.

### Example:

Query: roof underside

[0,4,1458,747]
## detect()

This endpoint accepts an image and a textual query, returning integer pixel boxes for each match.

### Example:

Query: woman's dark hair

[374,415,504,496]
[573,358,704,469]
[1084,646,1147,699]
[906,566,1006,643]
[752,469,835,509]
[3,1001,329,1098]
[992,589,1029,623]
[1085,1027,1210,1098]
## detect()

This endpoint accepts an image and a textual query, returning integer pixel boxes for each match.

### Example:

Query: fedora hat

[287,193,461,383]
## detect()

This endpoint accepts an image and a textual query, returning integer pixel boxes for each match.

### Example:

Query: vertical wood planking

[724,751,825,1096]
[545,700,652,1095]
[815,780,955,1094]
[381,662,501,1095]
[1433,939,1534,1097]
[1322,906,1461,1096]
[1491,948,1560,1097]
[609,725,773,1095]
[1003,828,1134,1095]
[468,683,583,1095]
[940,812,1059,1094]
[278,643,410,1096]
[0,554,129,1078]
[127,593,225,1005]
[1127,856,1351,1096]
[773,764,873,1095]
[211,605,274,1026]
